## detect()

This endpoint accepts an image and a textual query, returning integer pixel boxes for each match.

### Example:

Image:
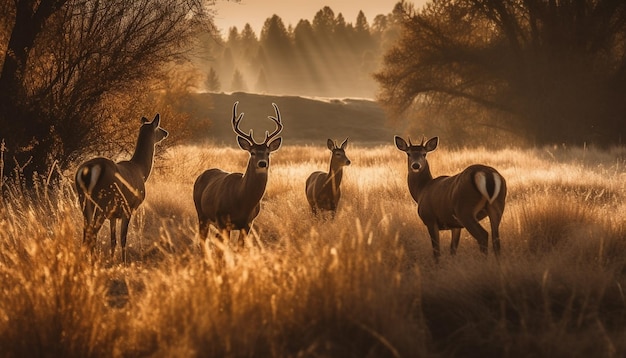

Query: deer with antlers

[395,136,507,262]
[193,102,283,247]
[75,114,168,263]
[305,138,351,217]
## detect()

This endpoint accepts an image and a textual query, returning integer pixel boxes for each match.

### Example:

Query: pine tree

[255,68,268,93]
[230,69,248,92]
[205,67,221,92]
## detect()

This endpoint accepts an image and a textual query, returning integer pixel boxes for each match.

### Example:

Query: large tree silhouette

[0,0,210,185]
[375,0,626,145]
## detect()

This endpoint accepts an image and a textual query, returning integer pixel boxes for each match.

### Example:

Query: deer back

[75,113,167,221]
[115,160,148,206]
[76,158,145,219]
[305,171,339,210]
[414,164,505,229]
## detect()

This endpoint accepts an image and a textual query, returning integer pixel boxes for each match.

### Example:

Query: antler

[232,101,256,144]
[263,103,283,144]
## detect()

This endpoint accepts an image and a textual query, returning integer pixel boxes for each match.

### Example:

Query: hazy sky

[212,0,428,36]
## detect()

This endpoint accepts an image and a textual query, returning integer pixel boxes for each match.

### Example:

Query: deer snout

[258,160,268,169]
[411,162,421,171]
[345,159,351,166]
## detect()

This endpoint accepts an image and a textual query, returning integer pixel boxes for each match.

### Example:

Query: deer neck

[240,160,268,207]
[129,131,156,181]
[408,165,433,202]
[326,164,344,191]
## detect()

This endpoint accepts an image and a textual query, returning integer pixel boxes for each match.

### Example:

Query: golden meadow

[1,143,625,357]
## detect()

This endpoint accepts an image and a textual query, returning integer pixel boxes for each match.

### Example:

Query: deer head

[327,138,351,171]
[394,136,438,173]
[140,114,169,143]
[232,101,283,173]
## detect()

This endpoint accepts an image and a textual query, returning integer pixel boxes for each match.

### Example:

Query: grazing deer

[394,136,506,262]
[193,102,283,247]
[305,138,351,216]
[75,114,168,263]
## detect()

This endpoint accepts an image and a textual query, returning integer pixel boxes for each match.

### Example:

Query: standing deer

[193,102,283,247]
[394,136,506,262]
[305,138,351,216]
[75,114,168,263]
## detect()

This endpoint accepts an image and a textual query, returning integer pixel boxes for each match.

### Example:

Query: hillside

[186,92,397,146]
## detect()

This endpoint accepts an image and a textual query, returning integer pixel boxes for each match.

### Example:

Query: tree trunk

[0,0,67,186]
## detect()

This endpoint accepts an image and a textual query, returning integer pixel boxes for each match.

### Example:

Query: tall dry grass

[1,143,625,357]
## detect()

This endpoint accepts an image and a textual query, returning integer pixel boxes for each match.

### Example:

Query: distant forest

[3,0,625,184]
[197,3,406,98]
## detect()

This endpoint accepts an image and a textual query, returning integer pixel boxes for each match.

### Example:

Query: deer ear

[425,137,439,152]
[340,137,349,150]
[141,116,149,124]
[268,137,282,152]
[237,136,252,151]
[394,136,409,152]
[157,128,169,142]
[152,113,160,127]
[327,139,335,150]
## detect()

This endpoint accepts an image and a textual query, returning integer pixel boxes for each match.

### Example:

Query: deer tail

[76,163,102,195]
[76,163,103,224]
[474,171,502,204]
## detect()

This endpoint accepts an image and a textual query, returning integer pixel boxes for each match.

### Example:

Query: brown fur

[305,138,351,217]
[193,102,282,247]
[395,136,507,261]
[75,114,168,263]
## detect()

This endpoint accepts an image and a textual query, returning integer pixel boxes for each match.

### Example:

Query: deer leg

[459,218,489,256]
[82,224,95,254]
[120,216,131,264]
[110,218,117,258]
[209,228,227,269]
[450,228,461,255]
[215,228,229,243]
[238,226,250,249]
[83,212,106,255]
[425,224,441,262]
[486,205,503,257]
[82,218,92,245]
[198,218,210,241]
[329,200,337,219]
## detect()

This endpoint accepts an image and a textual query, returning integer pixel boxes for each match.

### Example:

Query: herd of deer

[75,102,507,264]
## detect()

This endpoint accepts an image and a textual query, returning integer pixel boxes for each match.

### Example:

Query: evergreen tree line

[201,4,406,98]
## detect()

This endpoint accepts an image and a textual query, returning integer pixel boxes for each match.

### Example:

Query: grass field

[1,143,625,357]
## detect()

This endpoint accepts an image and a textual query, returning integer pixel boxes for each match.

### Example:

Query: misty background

[1,0,626,184]
[196,4,404,98]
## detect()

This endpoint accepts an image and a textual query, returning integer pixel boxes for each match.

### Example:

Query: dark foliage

[375,0,626,146]
[0,0,211,186]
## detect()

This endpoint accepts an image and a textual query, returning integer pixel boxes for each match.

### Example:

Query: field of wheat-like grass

[1,143,625,357]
